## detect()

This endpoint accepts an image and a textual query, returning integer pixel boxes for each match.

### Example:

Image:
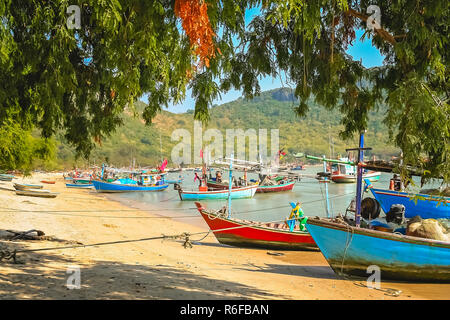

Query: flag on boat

[278,149,286,159]
[160,159,168,172]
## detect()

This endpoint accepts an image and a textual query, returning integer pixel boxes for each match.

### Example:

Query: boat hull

[13,183,43,191]
[179,185,257,200]
[40,180,56,184]
[256,181,295,193]
[66,183,94,189]
[92,180,169,193]
[306,218,450,282]
[15,190,58,198]
[0,174,14,181]
[331,171,380,183]
[195,203,317,250]
[370,188,450,219]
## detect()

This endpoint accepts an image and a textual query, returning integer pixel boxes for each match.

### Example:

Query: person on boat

[194,172,202,187]
[389,174,402,191]
[216,171,222,183]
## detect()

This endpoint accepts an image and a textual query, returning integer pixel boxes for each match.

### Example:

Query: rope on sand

[353,281,402,297]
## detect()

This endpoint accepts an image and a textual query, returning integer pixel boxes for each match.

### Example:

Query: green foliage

[53,89,398,168]
[0,120,55,172]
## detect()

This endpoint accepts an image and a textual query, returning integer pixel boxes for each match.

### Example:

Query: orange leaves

[175,0,218,69]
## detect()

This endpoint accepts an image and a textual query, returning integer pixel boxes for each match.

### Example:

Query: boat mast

[322,155,331,218]
[228,153,233,218]
[345,132,370,228]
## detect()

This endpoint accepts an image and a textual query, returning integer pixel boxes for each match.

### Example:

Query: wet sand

[0,173,448,300]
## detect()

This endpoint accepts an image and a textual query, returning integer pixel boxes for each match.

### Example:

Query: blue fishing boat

[92,173,168,193]
[175,184,258,201]
[305,133,450,282]
[369,187,449,219]
[306,217,450,281]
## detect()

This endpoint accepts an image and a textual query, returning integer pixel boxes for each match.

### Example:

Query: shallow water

[107,167,443,224]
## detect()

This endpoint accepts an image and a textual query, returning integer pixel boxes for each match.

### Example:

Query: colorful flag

[160,159,168,172]
[278,149,287,159]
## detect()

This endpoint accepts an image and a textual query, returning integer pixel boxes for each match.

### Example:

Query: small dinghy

[13,183,44,191]
[15,189,58,198]
[40,180,56,184]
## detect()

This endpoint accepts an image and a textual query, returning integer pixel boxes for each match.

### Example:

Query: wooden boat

[40,180,56,184]
[207,179,294,193]
[256,181,296,193]
[175,184,258,201]
[66,183,94,189]
[15,189,58,198]
[369,187,449,219]
[72,178,91,184]
[0,174,15,181]
[306,217,450,282]
[194,202,317,250]
[329,158,380,183]
[13,183,43,191]
[92,174,168,193]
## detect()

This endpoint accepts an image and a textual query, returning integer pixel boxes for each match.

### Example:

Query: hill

[50,88,399,169]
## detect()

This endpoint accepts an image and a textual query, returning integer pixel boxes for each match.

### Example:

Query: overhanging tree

[0,0,448,185]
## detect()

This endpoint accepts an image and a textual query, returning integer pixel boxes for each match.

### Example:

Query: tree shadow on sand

[232,263,339,280]
[0,242,286,299]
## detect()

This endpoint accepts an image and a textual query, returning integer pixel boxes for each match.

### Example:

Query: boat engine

[173,183,181,191]
[385,204,406,225]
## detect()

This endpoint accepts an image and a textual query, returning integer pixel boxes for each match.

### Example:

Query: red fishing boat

[40,180,56,184]
[194,202,317,250]
[256,181,295,193]
[207,179,295,193]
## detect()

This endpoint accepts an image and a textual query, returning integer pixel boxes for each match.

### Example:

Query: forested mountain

[52,88,398,169]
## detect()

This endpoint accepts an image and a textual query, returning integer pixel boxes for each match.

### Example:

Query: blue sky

[141,8,385,113]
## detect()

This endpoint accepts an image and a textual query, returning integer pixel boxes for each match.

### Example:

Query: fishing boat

[66,183,94,189]
[0,174,15,181]
[305,134,450,282]
[369,187,449,219]
[306,217,450,281]
[15,189,59,198]
[256,180,296,193]
[175,184,258,201]
[331,159,380,183]
[92,174,168,193]
[13,183,43,191]
[194,202,317,250]
[72,177,91,184]
[40,180,56,184]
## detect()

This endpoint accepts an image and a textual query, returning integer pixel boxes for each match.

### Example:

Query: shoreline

[0,173,448,300]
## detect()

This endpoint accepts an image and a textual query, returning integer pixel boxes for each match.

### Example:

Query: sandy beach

[0,173,448,300]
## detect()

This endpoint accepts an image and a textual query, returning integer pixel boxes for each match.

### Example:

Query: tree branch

[346,9,397,45]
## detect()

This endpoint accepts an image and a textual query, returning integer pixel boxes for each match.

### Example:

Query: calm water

[108,167,441,224]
